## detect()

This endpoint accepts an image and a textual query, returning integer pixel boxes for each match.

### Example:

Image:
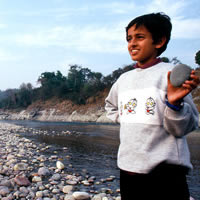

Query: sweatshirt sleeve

[163,94,199,137]
[105,82,120,123]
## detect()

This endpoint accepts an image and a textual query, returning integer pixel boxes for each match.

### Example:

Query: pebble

[32,176,42,182]
[56,161,65,170]
[38,167,50,176]
[0,122,120,200]
[73,191,90,200]
[63,185,74,194]
[13,163,28,171]
[0,186,10,196]
[14,175,31,186]
[64,194,75,200]
[51,173,61,181]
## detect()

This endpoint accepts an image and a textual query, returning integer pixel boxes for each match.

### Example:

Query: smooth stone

[0,186,10,196]
[32,176,42,182]
[0,180,12,187]
[63,185,74,194]
[14,175,31,186]
[52,188,60,194]
[38,167,50,176]
[51,173,61,181]
[13,163,28,171]
[66,180,77,185]
[2,195,14,200]
[92,193,106,200]
[56,161,65,170]
[73,191,90,200]
[6,154,15,160]
[64,194,75,200]
[82,180,90,186]
[19,186,29,194]
[36,191,43,198]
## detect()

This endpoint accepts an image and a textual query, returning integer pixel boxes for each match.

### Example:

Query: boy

[105,13,200,200]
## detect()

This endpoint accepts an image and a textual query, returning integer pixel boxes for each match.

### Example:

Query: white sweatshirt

[105,62,199,174]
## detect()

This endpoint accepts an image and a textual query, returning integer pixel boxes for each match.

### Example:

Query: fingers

[167,71,172,85]
[182,70,200,90]
[167,71,171,79]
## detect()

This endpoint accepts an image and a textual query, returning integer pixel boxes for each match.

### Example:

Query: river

[1,120,200,199]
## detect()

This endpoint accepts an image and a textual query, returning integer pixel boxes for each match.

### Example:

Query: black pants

[120,163,190,200]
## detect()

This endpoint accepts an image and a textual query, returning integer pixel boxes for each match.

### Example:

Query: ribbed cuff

[165,96,183,111]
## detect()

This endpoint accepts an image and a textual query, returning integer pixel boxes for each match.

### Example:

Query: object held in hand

[170,64,192,87]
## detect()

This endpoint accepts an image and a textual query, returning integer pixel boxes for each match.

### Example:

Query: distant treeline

[0,57,184,109]
[0,64,134,109]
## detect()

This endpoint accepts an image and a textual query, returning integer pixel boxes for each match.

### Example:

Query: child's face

[127,24,162,67]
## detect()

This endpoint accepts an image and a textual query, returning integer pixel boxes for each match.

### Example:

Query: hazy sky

[0,0,200,90]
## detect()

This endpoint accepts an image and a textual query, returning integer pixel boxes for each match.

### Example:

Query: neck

[134,58,161,69]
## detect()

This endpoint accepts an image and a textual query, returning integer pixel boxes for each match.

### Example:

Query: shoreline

[0,122,121,200]
[0,109,113,124]
[0,109,199,126]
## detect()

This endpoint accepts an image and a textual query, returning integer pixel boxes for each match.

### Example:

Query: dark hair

[126,12,172,56]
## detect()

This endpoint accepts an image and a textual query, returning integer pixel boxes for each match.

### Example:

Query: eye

[127,37,131,42]
[136,35,145,40]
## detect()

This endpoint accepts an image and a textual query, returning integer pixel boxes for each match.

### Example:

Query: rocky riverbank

[0,108,112,124]
[0,109,200,126]
[0,122,120,200]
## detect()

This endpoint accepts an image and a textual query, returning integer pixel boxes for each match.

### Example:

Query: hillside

[0,89,112,123]
[27,89,109,116]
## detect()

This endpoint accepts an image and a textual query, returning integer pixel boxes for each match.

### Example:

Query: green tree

[103,63,134,88]
[195,50,200,66]
[17,83,33,107]
[161,57,170,63]
[37,71,66,100]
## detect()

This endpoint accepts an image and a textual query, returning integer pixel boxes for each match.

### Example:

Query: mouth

[131,49,139,55]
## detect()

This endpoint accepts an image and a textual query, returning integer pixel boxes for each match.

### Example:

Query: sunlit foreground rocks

[0,122,121,200]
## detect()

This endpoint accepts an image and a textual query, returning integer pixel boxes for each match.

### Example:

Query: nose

[128,38,137,47]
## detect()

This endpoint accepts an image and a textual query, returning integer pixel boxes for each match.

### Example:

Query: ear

[155,37,167,49]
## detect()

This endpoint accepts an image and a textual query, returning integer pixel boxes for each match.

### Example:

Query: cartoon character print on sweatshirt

[145,97,156,115]
[124,98,137,114]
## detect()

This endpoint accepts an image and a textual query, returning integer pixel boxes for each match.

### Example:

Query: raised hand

[167,70,200,106]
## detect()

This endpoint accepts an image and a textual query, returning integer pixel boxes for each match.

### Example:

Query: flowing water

[2,120,200,199]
